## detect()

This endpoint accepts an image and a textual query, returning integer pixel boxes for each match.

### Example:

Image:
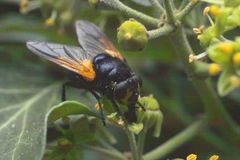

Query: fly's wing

[26,41,96,81]
[75,20,125,61]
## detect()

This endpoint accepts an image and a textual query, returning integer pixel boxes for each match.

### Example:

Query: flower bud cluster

[137,95,163,137]
[195,2,240,95]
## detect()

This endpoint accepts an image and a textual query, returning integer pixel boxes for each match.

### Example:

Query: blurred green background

[0,0,240,159]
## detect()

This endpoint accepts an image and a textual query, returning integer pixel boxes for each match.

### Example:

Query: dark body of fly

[71,53,142,123]
[26,20,143,124]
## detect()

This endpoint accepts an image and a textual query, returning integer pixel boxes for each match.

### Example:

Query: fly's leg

[62,81,75,101]
[137,101,146,111]
[91,91,106,126]
[110,98,128,126]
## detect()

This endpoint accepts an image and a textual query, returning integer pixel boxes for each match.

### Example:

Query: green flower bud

[194,61,220,78]
[117,19,148,51]
[198,26,217,48]
[208,42,234,64]
[137,95,163,137]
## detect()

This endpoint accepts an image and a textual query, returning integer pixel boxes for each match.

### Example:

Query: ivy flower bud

[137,95,163,137]
[219,42,234,54]
[208,42,234,64]
[117,19,148,51]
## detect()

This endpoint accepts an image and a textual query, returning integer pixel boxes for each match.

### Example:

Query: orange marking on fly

[57,57,96,81]
[78,59,96,81]
[99,37,124,61]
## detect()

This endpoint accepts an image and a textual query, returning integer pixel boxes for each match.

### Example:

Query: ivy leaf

[217,68,236,96]
[48,101,99,122]
[0,66,61,160]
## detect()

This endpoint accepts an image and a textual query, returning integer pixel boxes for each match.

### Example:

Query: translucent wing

[26,41,96,81]
[75,20,124,61]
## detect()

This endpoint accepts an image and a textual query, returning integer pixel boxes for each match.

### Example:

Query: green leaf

[71,116,96,144]
[217,68,236,96]
[0,66,61,160]
[48,101,99,122]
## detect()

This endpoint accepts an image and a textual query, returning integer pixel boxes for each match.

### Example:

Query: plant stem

[179,0,188,10]
[170,26,240,138]
[148,0,165,14]
[147,24,174,39]
[137,131,146,157]
[82,145,127,160]
[143,117,207,160]
[125,128,140,160]
[101,0,159,26]
[176,0,200,21]
[163,0,175,24]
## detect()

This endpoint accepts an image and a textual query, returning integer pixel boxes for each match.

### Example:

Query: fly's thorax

[93,53,132,83]
[113,74,142,104]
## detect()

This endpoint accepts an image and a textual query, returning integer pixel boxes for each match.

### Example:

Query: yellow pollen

[210,5,220,17]
[193,28,201,34]
[203,6,210,16]
[118,118,124,126]
[208,63,221,76]
[233,52,240,65]
[189,54,196,63]
[45,18,55,27]
[19,0,29,14]
[209,155,219,160]
[186,153,197,160]
[218,42,233,54]
[193,25,205,34]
